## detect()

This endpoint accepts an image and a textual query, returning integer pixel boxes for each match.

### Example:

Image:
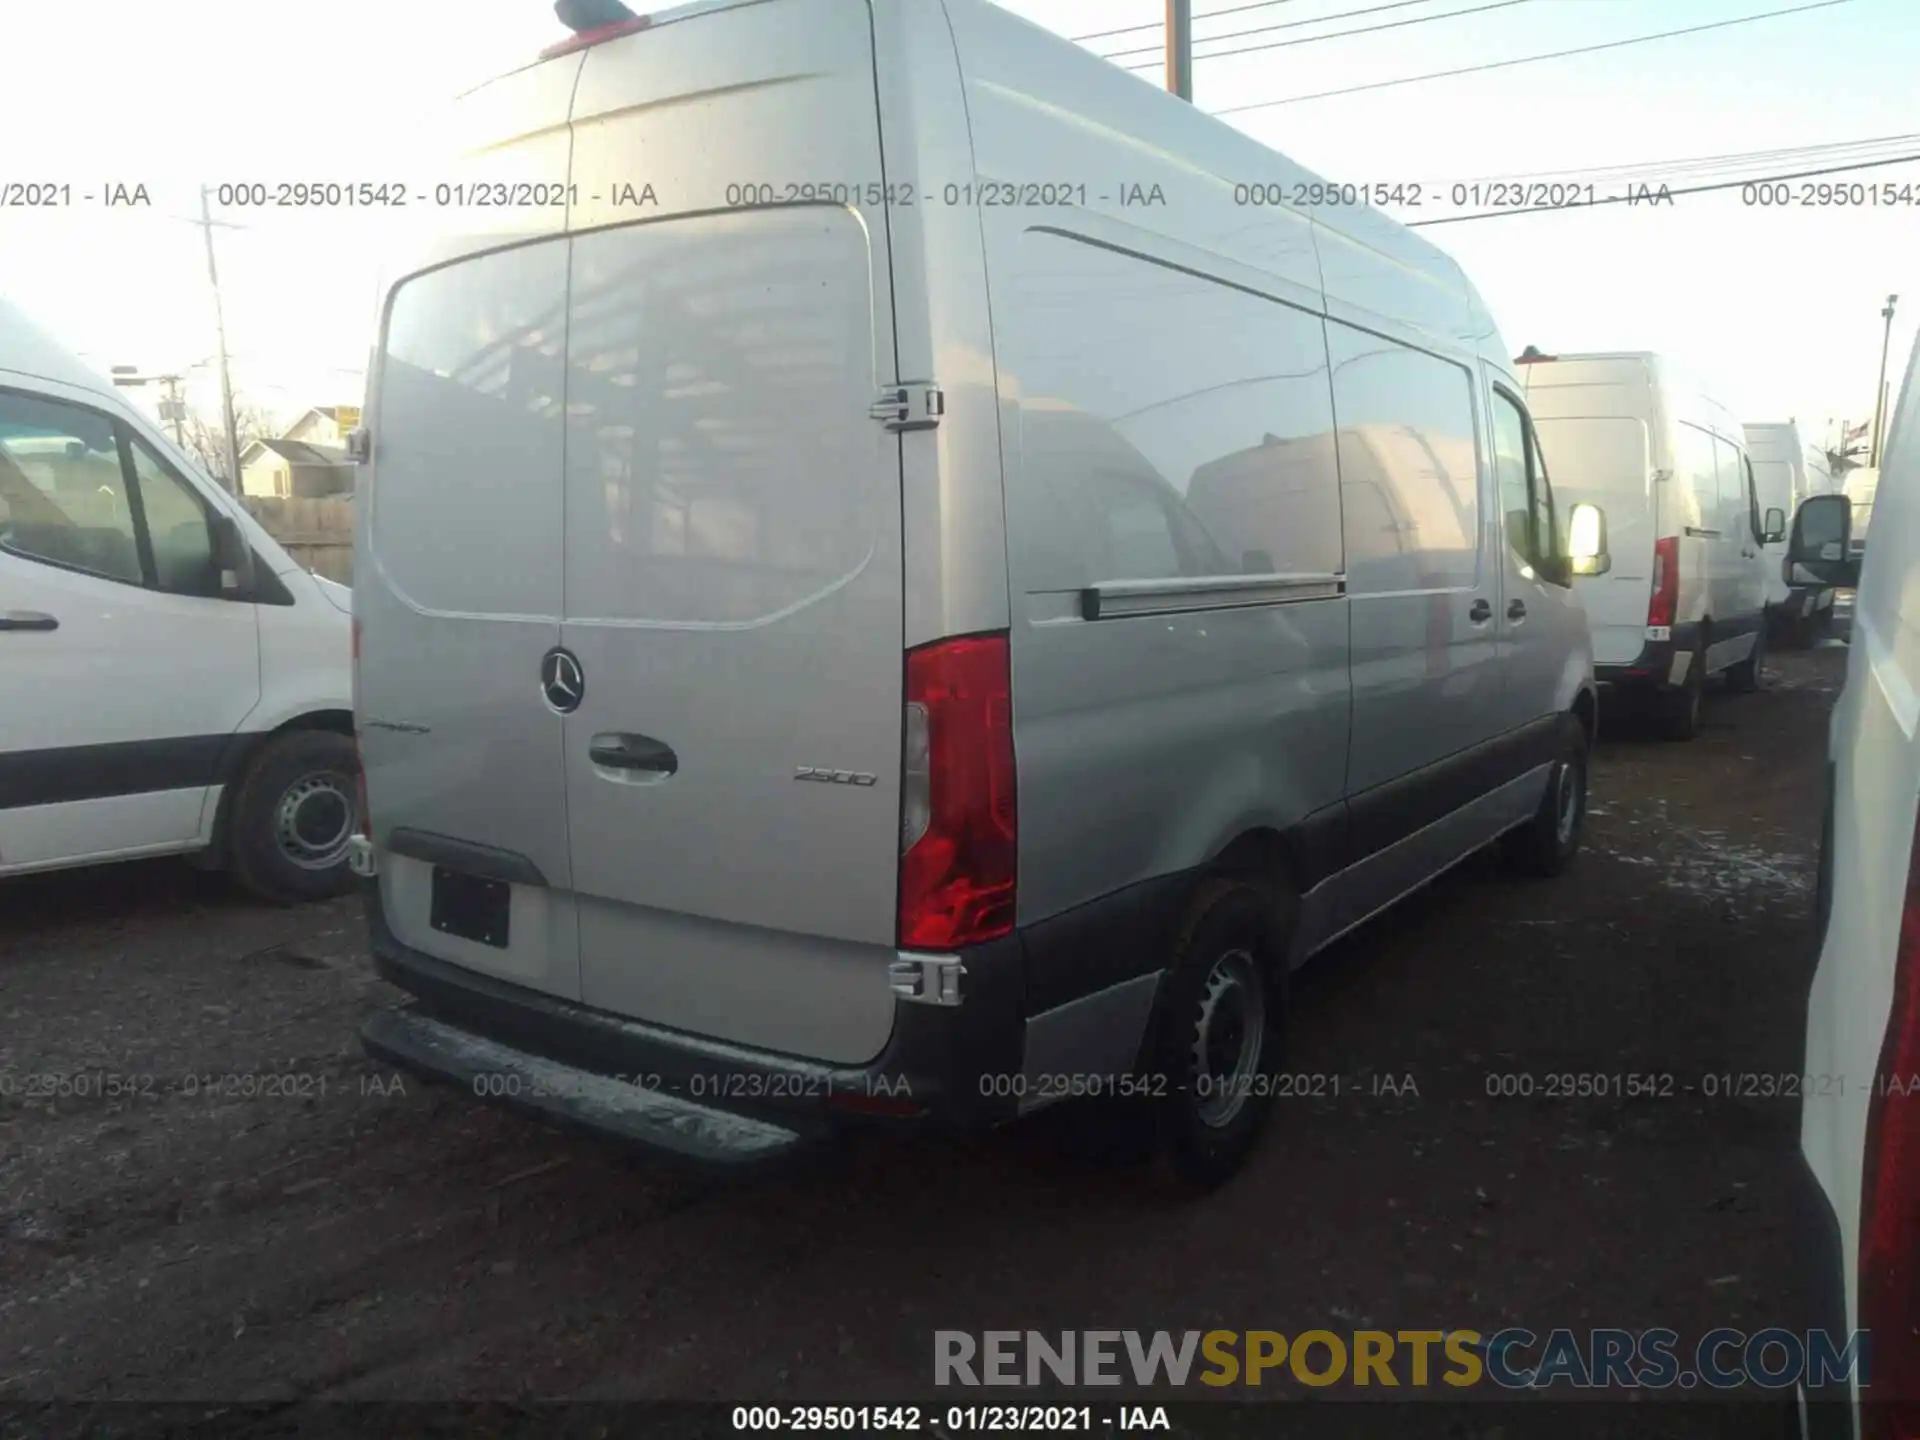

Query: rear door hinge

[870,382,945,433]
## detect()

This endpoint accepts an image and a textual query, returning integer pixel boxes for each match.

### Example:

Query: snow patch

[1599,830,1813,899]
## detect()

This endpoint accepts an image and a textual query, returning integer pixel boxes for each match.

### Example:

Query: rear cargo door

[1531,415,1655,666]
[558,0,907,1064]
[359,60,584,1002]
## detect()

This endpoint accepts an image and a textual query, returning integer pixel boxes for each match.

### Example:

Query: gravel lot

[0,648,1847,1432]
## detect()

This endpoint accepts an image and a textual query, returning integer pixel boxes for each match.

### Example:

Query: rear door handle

[1508,600,1528,621]
[1468,599,1492,624]
[0,611,58,631]
[588,733,678,775]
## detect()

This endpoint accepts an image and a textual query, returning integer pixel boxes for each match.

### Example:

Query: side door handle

[1468,598,1492,624]
[588,732,678,776]
[1508,600,1528,621]
[0,611,58,631]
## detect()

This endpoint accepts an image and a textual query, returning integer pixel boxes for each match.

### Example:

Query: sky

[0,0,1914,450]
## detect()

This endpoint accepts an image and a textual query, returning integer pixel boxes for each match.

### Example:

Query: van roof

[0,299,120,401]
[467,0,1501,360]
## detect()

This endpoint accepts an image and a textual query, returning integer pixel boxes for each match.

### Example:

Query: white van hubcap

[276,774,356,870]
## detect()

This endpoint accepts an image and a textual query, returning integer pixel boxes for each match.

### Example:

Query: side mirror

[1787,494,1860,588]
[1568,502,1611,577]
[211,513,258,600]
[1762,507,1786,545]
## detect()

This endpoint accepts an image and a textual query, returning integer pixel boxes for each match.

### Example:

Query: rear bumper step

[361,1007,810,1167]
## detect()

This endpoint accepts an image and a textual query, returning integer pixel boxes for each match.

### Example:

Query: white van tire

[1726,625,1767,693]
[1501,721,1589,878]
[1656,640,1707,741]
[1146,879,1289,1191]
[229,731,361,905]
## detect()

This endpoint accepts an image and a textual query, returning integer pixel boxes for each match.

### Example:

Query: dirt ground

[0,648,1849,1430]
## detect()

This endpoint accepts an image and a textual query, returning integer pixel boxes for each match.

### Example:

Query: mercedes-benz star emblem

[540,647,585,714]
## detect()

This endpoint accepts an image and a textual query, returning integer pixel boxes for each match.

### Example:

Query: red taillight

[1647,536,1680,629]
[539,15,651,59]
[897,633,1017,951]
[1860,806,1920,1434]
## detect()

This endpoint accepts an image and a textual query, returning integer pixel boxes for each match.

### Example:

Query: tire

[1501,719,1589,878]
[228,730,361,904]
[1726,623,1766,693]
[1656,639,1706,741]
[1142,879,1290,1192]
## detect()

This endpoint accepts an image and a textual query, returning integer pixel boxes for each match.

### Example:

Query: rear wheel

[1501,720,1589,878]
[1656,639,1706,741]
[229,730,361,905]
[1726,623,1766,693]
[1145,879,1289,1191]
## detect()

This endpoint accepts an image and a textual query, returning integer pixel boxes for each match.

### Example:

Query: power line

[1070,0,1303,44]
[1404,150,1920,226]
[1439,131,1920,187]
[1113,0,1528,71]
[1100,0,1448,61]
[1212,0,1855,114]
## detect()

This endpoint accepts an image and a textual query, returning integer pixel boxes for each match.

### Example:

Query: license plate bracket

[430,866,511,949]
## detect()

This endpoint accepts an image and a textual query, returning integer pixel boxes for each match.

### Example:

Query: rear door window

[374,241,570,618]
[562,208,887,624]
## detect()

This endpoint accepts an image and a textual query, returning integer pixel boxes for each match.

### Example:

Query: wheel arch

[196,710,356,869]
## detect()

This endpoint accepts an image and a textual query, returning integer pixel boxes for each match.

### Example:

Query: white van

[1744,421,1837,645]
[0,301,359,902]
[1519,351,1771,739]
[352,0,1609,1187]
[1791,336,1917,1435]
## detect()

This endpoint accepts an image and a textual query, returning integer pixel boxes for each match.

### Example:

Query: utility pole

[198,184,244,496]
[1165,0,1192,101]
[1871,293,1899,467]
[109,367,188,446]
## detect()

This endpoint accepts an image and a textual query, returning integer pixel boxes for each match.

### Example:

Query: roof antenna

[1515,344,1554,364]
[555,0,636,32]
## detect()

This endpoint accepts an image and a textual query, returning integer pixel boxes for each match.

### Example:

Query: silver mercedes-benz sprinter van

[351,0,1609,1188]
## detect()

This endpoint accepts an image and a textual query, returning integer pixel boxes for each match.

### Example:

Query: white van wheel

[229,731,361,905]
[1726,625,1766,693]
[1657,641,1707,741]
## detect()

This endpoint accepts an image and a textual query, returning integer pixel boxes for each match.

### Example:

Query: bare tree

[179,400,273,488]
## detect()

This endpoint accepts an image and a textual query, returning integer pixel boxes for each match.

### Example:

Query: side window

[1491,387,1535,566]
[1676,425,1719,532]
[1527,421,1562,567]
[1711,435,1745,535]
[1327,323,1480,594]
[1007,231,1344,591]
[127,435,221,597]
[1742,453,1763,542]
[0,389,144,585]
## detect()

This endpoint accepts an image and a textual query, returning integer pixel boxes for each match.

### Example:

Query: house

[238,407,359,499]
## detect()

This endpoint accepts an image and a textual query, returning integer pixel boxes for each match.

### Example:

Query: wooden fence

[242,495,353,584]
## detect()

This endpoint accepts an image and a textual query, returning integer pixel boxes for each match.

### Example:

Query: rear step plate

[360,1008,809,1167]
